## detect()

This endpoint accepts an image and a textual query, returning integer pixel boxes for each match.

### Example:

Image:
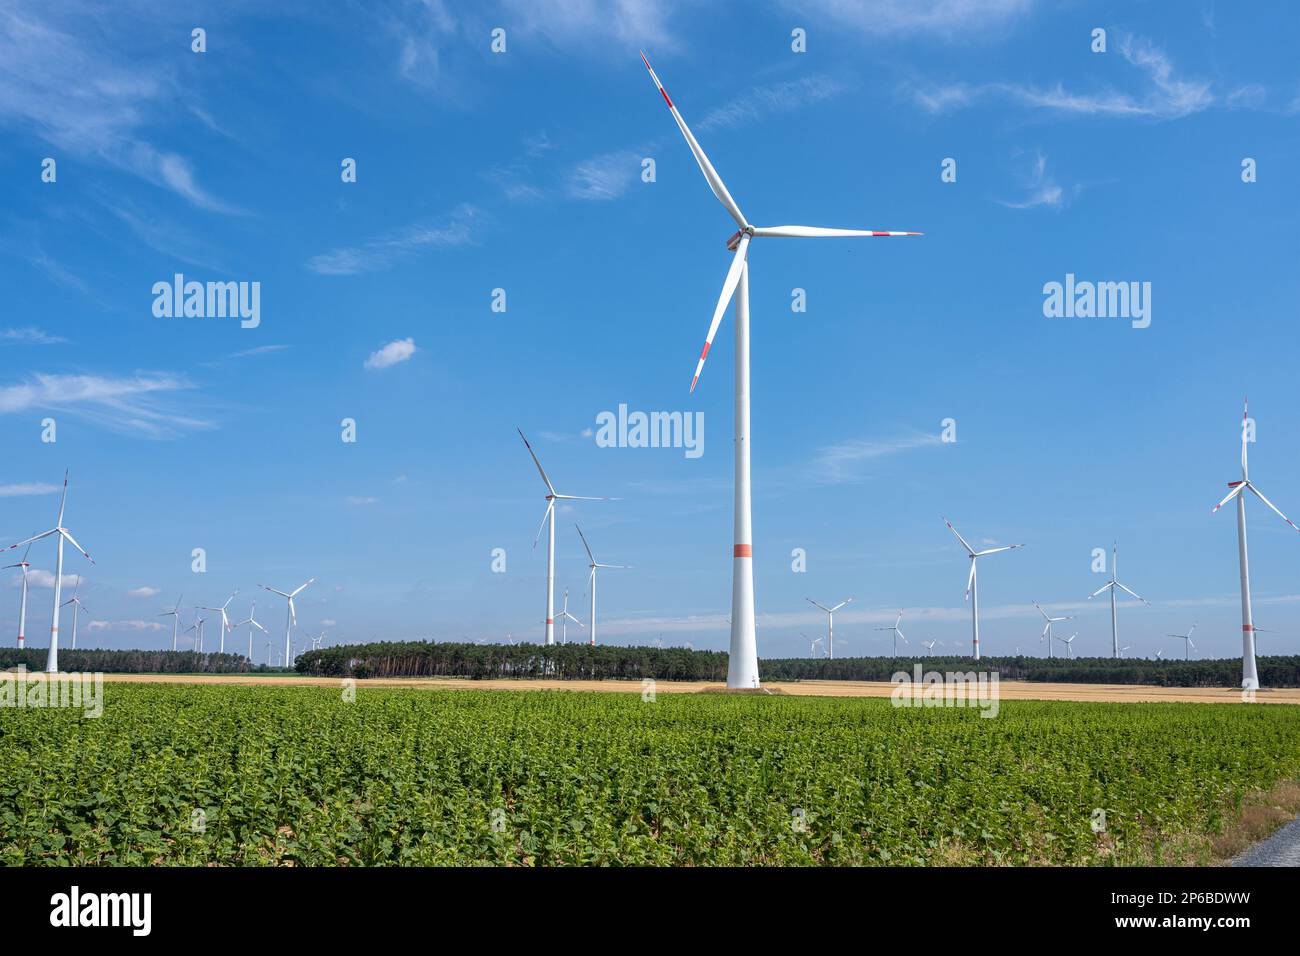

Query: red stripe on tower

[1243,624,1254,631]
[733,544,752,558]
[546,618,553,624]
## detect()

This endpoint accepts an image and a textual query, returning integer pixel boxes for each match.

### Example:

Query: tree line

[0,648,270,674]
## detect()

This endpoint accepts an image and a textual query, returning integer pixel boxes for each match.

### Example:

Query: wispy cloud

[698,74,850,131]
[566,151,642,200]
[998,150,1071,210]
[127,586,161,598]
[22,570,81,589]
[910,36,1218,120]
[780,0,1035,39]
[1,326,66,345]
[0,482,58,497]
[308,205,480,275]
[0,372,210,439]
[346,496,379,507]
[0,4,238,211]
[364,338,417,370]
[810,430,941,484]
[229,344,289,359]
[87,619,166,633]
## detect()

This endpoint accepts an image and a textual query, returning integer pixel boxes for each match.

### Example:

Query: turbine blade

[942,517,976,556]
[533,501,554,549]
[805,598,831,613]
[975,544,1023,556]
[516,428,557,496]
[1088,582,1114,599]
[1115,582,1146,603]
[291,579,315,597]
[691,234,749,393]
[59,529,94,564]
[1247,483,1300,532]
[1212,482,1246,513]
[261,586,291,598]
[575,523,596,564]
[640,52,746,229]
[1,529,57,552]
[964,560,975,600]
[750,225,922,238]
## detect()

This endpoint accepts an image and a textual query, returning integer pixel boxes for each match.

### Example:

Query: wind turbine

[1167,623,1196,661]
[804,633,825,658]
[943,518,1023,660]
[260,579,313,668]
[640,53,921,688]
[264,639,273,665]
[921,640,937,655]
[3,544,32,648]
[60,577,86,650]
[200,590,238,654]
[1212,401,1300,689]
[0,471,94,672]
[518,429,614,646]
[1057,632,1077,659]
[805,597,851,659]
[575,524,629,647]
[875,610,908,655]
[234,602,268,662]
[186,615,205,653]
[1033,602,1073,660]
[1119,645,1132,658]
[1087,543,1148,659]
[159,593,184,651]
[1156,648,1165,660]
[557,589,585,645]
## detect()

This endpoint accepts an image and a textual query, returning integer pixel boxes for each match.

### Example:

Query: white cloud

[346,496,379,506]
[127,586,161,598]
[1,326,66,345]
[998,150,1070,210]
[321,619,337,627]
[780,0,1034,38]
[811,430,941,484]
[0,482,58,497]
[698,74,850,131]
[309,205,480,275]
[87,619,166,633]
[364,338,417,371]
[0,372,209,439]
[23,570,82,589]
[567,150,641,200]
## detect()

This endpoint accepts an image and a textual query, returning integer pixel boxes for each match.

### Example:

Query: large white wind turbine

[260,579,314,667]
[159,593,184,651]
[1211,400,1300,690]
[943,518,1023,660]
[575,524,629,647]
[557,589,585,645]
[641,53,921,689]
[0,471,94,672]
[1087,543,1148,659]
[518,429,614,646]
[875,610,908,656]
[3,544,32,648]
[234,602,268,662]
[1167,623,1197,661]
[200,589,238,654]
[61,577,86,650]
[1033,602,1073,660]
[805,597,851,659]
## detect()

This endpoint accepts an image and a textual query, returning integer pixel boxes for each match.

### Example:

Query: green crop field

[2,683,1299,866]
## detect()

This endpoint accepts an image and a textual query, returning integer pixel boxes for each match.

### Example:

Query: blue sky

[2,0,1299,661]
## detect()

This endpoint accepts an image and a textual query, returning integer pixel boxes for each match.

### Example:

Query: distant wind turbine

[805,633,825,658]
[806,597,851,659]
[200,590,238,654]
[60,577,86,650]
[234,602,268,662]
[576,524,629,647]
[159,593,184,651]
[3,544,33,648]
[921,640,936,655]
[557,589,585,645]
[0,471,95,672]
[260,579,314,667]
[943,517,1023,660]
[639,52,921,689]
[1088,543,1148,659]
[1211,400,1300,690]
[518,429,615,646]
[1058,632,1077,659]
[1167,623,1197,661]
[1033,602,1073,660]
[875,610,908,655]
[186,615,205,653]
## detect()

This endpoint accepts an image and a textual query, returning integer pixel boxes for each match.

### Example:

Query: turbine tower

[1087,543,1148,659]
[943,518,1023,660]
[805,597,851,659]
[641,53,920,688]
[159,593,184,651]
[1033,602,1073,660]
[3,544,33,648]
[875,609,908,656]
[575,524,629,647]
[186,615,205,652]
[518,429,614,646]
[1167,623,1197,661]
[260,579,314,667]
[1211,400,1300,690]
[0,471,95,672]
